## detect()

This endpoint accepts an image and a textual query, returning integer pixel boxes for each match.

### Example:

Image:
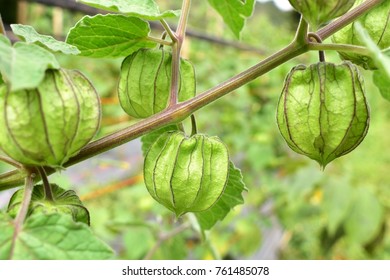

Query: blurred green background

[0,0,389,260]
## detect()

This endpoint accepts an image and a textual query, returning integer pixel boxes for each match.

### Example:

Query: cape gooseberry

[143,131,229,217]
[277,61,370,168]
[332,0,390,69]
[289,0,356,29]
[0,68,101,168]
[118,48,196,118]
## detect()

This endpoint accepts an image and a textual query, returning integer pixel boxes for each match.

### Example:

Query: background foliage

[0,0,389,259]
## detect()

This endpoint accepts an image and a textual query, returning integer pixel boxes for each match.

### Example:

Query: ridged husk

[289,0,356,29]
[118,48,196,118]
[332,0,390,69]
[144,131,229,217]
[0,68,101,168]
[277,61,370,168]
[7,184,90,225]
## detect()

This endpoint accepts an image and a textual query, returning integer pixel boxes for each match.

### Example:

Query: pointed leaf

[78,0,180,20]
[66,14,156,58]
[0,34,60,91]
[207,0,256,38]
[195,161,245,230]
[11,24,80,55]
[0,213,114,260]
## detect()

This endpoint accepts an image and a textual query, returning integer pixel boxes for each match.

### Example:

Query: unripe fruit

[143,131,229,217]
[0,69,101,168]
[289,0,356,29]
[277,61,370,168]
[332,0,390,69]
[7,184,90,225]
[118,48,196,118]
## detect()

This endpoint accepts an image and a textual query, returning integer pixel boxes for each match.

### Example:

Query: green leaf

[373,70,390,102]
[66,14,156,58]
[0,34,60,91]
[207,0,256,38]
[79,0,180,20]
[11,24,80,55]
[344,187,384,245]
[7,184,90,225]
[195,161,245,230]
[0,213,114,260]
[141,124,180,156]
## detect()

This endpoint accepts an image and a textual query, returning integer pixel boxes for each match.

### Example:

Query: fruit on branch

[332,0,390,69]
[289,0,356,29]
[0,69,101,168]
[7,184,90,225]
[118,48,196,118]
[277,61,370,168]
[143,131,229,217]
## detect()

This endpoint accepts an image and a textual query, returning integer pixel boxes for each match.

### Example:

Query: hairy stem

[0,0,383,190]
[9,168,35,259]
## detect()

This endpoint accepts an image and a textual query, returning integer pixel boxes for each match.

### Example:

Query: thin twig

[146,36,172,46]
[9,168,35,259]
[294,16,309,45]
[168,0,192,107]
[317,0,384,40]
[0,155,22,169]
[37,167,54,201]
[308,43,371,56]
[160,20,177,42]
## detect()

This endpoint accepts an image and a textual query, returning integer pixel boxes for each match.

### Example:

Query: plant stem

[146,36,172,46]
[317,0,384,40]
[190,114,197,136]
[0,0,383,190]
[9,168,35,259]
[294,16,309,45]
[37,166,54,201]
[0,155,22,169]
[160,20,177,42]
[308,43,371,56]
[169,0,191,107]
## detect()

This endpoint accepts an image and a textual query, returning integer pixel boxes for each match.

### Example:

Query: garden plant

[0,0,389,259]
